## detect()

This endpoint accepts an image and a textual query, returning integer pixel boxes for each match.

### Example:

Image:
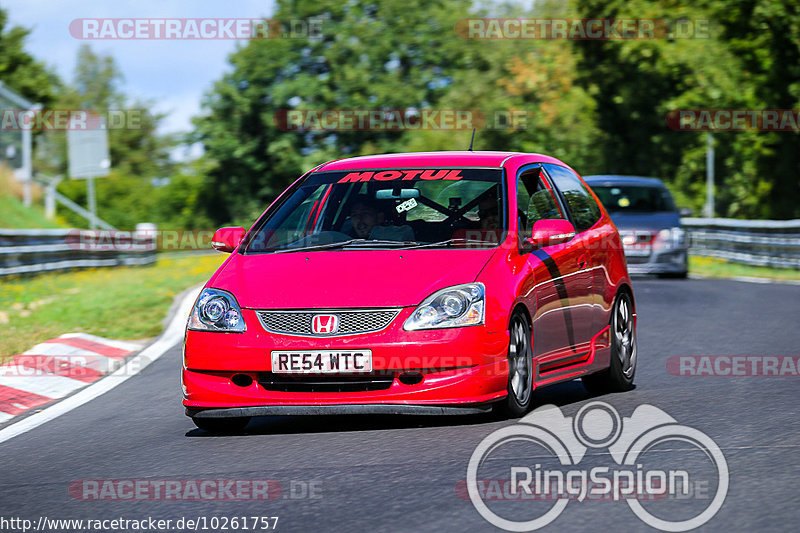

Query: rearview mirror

[523,219,576,250]
[211,226,245,253]
[375,188,420,200]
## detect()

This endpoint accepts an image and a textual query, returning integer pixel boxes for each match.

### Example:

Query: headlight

[403,283,485,331]
[188,288,246,332]
[654,227,685,250]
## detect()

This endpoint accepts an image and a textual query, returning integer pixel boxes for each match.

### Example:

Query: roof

[317,151,567,171]
[583,175,666,187]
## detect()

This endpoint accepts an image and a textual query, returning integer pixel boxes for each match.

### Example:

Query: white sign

[67,118,110,179]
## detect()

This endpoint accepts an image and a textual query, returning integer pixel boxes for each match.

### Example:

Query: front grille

[256,308,401,337]
[259,372,395,393]
[620,230,656,244]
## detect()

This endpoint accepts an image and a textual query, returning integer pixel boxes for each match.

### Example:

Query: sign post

[704,133,715,218]
[0,81,39,207]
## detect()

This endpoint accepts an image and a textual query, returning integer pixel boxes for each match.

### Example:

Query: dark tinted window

[543,164,602,232]
[590,185,676,213]
[516,168,565,240]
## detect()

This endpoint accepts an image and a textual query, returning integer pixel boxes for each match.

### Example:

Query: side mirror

[523,219,576,250]
[678,207,694,217]
[211,226,245,253]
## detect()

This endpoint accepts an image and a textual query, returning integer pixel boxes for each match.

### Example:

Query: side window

[516,168,564,239]
[543,164,601,233]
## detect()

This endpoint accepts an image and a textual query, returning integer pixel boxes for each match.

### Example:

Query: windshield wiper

[271,238,421,253]
[271,238,370,253]
[341,239,421,248]
[401,238,499,249]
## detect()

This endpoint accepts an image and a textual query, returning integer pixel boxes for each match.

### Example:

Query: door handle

[578,254,588,269]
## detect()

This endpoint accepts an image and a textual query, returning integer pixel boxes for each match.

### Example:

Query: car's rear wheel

[582,292,636,394]
[191,416,251,434]
[495,311,533,418]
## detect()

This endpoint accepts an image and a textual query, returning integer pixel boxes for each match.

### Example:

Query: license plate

[624,245,651,257]
[270,350,373,374]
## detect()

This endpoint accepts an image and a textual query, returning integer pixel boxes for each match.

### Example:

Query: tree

[710,0,800,218]
[194,0,798,221]
[0,8,59,106]
[571,0,800,218]
[194,0,479,225]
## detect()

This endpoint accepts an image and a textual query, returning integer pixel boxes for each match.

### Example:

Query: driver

[349,196,384,238]
[347,195,415,241]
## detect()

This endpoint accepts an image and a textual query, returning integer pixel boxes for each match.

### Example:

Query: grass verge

[690,255,800,282]
[0,167,67,229]
[0,195,66,229]
[0,253,226,360]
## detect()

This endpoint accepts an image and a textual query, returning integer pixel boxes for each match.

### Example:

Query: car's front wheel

[495,311,534,418]
[191,416,251,434]
[658,271,688,279]
[582,291,637,394]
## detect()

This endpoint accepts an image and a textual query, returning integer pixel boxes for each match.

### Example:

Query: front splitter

[187,403,495,418]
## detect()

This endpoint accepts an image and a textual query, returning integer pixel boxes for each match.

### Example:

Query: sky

[3,0,276,139]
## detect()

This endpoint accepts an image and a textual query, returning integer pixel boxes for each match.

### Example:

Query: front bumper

[625,248,688,275]
[183,308,510,415]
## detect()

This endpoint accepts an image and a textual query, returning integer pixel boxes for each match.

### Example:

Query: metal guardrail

[683,217,800,269]
[2,219,798,276]
[0,229,156,277]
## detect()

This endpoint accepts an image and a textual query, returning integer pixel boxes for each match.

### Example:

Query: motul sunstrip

[182,151,637,432]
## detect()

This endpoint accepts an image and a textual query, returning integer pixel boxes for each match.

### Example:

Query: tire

[192,416,251,434]
[494,311,534,418]
[582,292,637,394]
[657,271,688,279]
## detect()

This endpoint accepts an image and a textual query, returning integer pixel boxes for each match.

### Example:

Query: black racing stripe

[531,249,577,350]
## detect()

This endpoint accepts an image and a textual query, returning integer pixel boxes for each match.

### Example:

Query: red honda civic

[182,151,637,432]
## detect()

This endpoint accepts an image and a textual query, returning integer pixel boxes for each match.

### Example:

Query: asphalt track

[1,278,798,532]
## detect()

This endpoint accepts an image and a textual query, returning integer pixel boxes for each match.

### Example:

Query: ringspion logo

[466,402,728,531]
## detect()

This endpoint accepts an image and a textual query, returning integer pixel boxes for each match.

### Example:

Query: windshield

[244,168,507,253]
[590,184,676,213]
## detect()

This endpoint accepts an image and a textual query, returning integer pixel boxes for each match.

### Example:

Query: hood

[209,248,498,309]
[607,212,681,232]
